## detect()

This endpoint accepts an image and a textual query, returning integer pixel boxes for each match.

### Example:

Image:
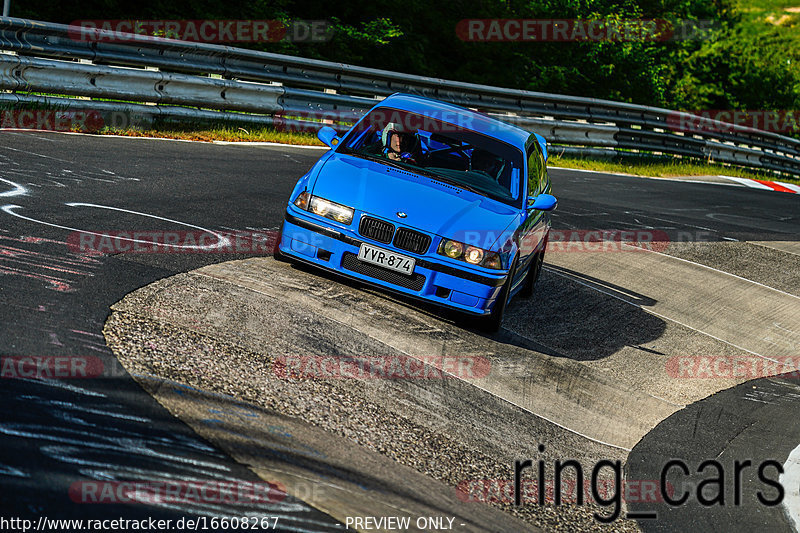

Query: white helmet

[381,122,403,147]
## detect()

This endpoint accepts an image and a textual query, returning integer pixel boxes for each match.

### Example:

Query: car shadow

[282,257,667,362]
[497,263,667,361]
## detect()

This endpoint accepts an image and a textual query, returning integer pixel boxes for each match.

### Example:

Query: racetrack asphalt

[0,131,798,532]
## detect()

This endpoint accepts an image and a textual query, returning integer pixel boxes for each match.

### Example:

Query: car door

[516,136,550,277]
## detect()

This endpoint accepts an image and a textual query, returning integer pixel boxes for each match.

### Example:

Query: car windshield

[339,107,524,208]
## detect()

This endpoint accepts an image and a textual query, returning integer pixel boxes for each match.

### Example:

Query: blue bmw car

[278,93,556,331]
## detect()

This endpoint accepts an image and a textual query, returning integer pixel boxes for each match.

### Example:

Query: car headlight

[464,246,484,264]
[442,240,463,259]
[437,239,503,270]
[293,192,354,225]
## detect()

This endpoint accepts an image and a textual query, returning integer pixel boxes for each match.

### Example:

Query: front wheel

[519,244,545,299]
[272,229,291,263]
[477,257,518,333]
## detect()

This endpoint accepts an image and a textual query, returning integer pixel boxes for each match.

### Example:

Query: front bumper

[278,208,508,316]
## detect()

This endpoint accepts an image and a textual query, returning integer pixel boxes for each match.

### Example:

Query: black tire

[478,256,518,333]
[273,247,288,262]
[519,245,545,299]
[272,230,290,263]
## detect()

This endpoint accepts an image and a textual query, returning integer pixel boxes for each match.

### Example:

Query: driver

[381,122,419,163]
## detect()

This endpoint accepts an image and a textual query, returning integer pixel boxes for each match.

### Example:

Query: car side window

[527,143,546,198]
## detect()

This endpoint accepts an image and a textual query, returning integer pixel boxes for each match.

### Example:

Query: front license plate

[358,243,415,275]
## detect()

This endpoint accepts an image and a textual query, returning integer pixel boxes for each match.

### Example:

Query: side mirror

[317,126,340,148]
[527,193,557,211]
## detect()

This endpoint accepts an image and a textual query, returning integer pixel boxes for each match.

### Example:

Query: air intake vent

[342,253,426,290]
[393,228,431,255]
[359,216,394,244]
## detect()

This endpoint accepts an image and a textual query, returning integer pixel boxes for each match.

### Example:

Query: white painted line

[642,244,800,301]
[549,165,637,177]
[748,241,800,257]
[0,178,27,198]
[649,178,742,187]
[781,442,800,532]
[213,140,328,149]
[624,175,742,187]
[0,203,232,250]
[550,167,745,187]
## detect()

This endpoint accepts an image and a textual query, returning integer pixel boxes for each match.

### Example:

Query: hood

[310,153,520,248]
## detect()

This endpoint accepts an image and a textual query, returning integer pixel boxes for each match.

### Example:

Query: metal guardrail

[0,17,798,177]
